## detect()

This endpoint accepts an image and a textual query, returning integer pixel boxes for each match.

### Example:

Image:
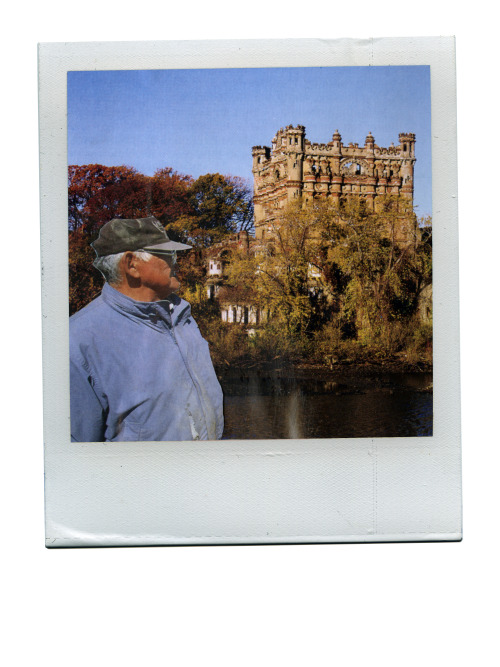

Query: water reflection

[221,373,432,439]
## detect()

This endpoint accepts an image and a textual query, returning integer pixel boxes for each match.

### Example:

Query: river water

[220,371,432,439]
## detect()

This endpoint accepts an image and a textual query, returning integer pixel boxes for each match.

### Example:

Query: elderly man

[70,216,224,442]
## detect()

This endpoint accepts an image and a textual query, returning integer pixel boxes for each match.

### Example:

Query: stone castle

[205,125,421,329]
[252,125,416,240]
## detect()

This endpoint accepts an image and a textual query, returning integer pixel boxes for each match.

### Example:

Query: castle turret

[365,131,375,152]
[284,126,305,201]
[363,132,376,209]
[284,124,305,152]
[331,129,342,155]
[398,133,416,198]
[252,145,269,172]
[399,133,416,158]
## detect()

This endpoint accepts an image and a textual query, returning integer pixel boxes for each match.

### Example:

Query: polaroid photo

[39,37,461,546]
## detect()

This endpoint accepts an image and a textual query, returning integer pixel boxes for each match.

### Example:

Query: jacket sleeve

[70,355,107,442]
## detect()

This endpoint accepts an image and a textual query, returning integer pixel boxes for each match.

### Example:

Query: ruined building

[205,125,423,330]
[252,125,416,241]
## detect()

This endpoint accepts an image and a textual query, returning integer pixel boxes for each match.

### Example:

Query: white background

[2,3,498,665]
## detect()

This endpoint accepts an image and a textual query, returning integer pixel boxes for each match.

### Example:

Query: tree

[220,193,431,363]
[168,173,254,246]
[322,194,427,352]
[149,167,194,228]
[224,199,326,340]
[68,164,194,313]
[68,164,193,235]
[68,164,147,313]
[68,228,104,315]
[68,164,148,234]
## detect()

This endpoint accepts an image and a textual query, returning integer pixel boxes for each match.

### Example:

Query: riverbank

[216,357,433,382]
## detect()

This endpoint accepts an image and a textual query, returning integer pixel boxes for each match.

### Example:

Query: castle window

[295,137,298,145]
[289,137,292,145]
[404,143,407,151]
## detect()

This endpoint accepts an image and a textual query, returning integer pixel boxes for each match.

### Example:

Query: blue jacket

[70,283,224,442]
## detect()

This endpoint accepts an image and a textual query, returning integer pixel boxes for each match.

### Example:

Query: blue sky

[68,66,432,217]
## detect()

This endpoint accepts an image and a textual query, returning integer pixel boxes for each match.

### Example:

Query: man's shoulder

[69,293,118,344]
[70,294,106,327]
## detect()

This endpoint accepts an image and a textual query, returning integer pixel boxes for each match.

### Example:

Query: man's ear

[120,252,142,280]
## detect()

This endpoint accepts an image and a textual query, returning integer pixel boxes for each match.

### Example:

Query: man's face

[136,252,180,300]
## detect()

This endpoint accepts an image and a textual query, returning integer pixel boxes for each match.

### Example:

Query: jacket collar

[101,283,191,327]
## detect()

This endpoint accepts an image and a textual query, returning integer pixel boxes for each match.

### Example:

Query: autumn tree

[149,167,194,228]
[218,198,331,345]
[68,163,193,313]
[68,164,148,234]
[318,194,431,355]
[219,193,431,365]
[167,173,254,246]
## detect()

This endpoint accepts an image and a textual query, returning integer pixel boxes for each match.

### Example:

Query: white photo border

[39,37,461,547]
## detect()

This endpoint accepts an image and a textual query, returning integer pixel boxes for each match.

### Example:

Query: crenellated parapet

[252,125,416,239]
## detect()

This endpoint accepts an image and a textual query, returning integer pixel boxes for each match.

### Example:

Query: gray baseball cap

[92,217,192,257]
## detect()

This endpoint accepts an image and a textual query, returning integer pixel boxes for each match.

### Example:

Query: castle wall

[252,126,416,240]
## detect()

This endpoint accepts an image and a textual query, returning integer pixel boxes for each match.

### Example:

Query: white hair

[93,250,153,284]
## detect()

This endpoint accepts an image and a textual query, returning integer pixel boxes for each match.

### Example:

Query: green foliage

[319,195,429,352]
[208,193,432,368]
[168,173,254,247]
[249,199,325,338]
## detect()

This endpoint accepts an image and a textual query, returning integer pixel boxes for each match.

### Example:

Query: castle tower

[328,130,343,204]
[252,145,269,172]
[363,132,377,209]
[398,133,416,199]
[284,125,305,203]
[251,145,271,236]
[399,132,416,158]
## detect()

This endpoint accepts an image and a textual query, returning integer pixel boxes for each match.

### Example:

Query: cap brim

[143,240,192,252]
